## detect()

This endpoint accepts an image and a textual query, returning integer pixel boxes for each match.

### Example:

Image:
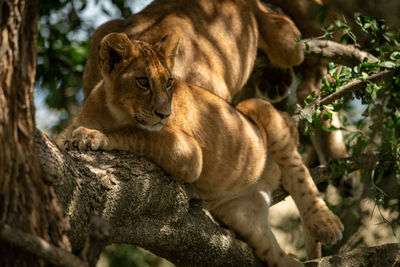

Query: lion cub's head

[99,31,179,131]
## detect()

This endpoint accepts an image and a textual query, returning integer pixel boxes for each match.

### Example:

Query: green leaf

[304,91,317,105]
[339,114,347,125]
[334,19,344,28]
[332,102,343,112]
[322,112,333,121]
[380,61,396,69]
[361,61,380,72]
[388,199,399,206]
[365,83,380,101]
[322,105,334,111]
[340,34,348,44]
[303,123,310,134]
[322,125,338,132]
[314,108,322,119]
[361,72,369,79]
[328,64,338,76]
[330,163,341,178]
[352,134,370,156]
[389,52,400,61]
[345,132,359,144]
[326,24,334,32]
[339,66,352,80]
[302,112,313,123]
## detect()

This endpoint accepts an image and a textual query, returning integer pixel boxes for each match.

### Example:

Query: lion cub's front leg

[57,125,203,184]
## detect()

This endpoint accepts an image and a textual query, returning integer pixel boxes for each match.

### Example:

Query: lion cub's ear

[155,30,180,70]
[99,33,135,75]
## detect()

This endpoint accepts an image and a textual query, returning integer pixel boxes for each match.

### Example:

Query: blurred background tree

[36,0,151,132]
[37,1,173,266]
[36,0,399,266]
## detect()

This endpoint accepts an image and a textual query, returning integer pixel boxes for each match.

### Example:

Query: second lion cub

[56,32,343,266]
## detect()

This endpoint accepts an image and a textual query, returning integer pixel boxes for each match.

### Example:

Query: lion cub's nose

[154,110,171,120]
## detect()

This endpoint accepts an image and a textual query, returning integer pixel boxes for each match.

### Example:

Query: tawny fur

[83,0,304,102]
[57,33,343,266]
[262,0,349,165]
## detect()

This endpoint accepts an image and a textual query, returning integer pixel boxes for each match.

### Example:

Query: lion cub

[56,32,343,266]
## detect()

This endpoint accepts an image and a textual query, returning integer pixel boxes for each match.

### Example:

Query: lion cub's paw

[305,208,344,245]
[65,126,108,151]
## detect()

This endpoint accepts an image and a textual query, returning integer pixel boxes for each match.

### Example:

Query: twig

[319,69,398,106]
[302,39,378,66]
[80,215,111,267]
[0,223,87,267]
[271,153,378,205]
[293,69,399,124]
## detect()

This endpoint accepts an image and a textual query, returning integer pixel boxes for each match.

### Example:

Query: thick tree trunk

[0,0,69,266]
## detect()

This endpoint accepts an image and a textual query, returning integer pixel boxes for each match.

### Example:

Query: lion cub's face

[99,32,179,131]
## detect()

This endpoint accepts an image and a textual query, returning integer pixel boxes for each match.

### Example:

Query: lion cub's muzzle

[154,109,171,120]
[134,110,171,132]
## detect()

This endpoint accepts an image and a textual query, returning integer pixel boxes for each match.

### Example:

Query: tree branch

[293,69,399,124]
[33,128,398,266]
[302,39,378,66]
[319,69,398,106]
[34,129,263,266]
[304,243,400,266]
[0,223,86,267]
[80,215,111,267]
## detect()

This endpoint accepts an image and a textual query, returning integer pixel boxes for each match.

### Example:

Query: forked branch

[293,69,399,124]
[302,39,378,66]
[0,223,86,267]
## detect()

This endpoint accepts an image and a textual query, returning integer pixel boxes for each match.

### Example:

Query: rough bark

[0,0,69,266]
[34,130,264,266]
[0,223,85,267]
[34,129,399,266]
[303,39,378,67]
[304,243,400,267]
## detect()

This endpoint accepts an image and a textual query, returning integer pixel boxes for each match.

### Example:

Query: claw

[64,140,70,151]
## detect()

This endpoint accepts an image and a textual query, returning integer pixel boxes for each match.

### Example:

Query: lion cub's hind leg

[211,189,303,267]
[236,99,344,251]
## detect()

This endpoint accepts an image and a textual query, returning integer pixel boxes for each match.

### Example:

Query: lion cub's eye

[166,78,174,89]
[136,77,150,90]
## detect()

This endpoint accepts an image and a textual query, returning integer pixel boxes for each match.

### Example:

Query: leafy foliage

[36,0,138,131]
[36,1,174,266]
[37,0,91,131]
[300,16,400,236]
